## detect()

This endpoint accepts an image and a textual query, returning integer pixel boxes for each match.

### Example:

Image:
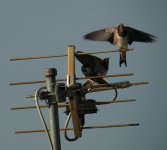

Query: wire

[112,87,118,101]
[64,112,79,142]
[34,87,54,150]
[104,84,118,101]
[88,84,118,101]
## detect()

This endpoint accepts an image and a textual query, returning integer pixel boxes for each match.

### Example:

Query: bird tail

[94,78,118,101]
[119,52,127,67]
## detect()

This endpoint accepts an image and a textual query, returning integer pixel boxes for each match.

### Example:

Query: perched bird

[76,51,118,101]
[75,51,110,85]
[83,23,156,67]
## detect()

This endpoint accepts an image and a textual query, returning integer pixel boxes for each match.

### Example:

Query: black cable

[112,87,118,101]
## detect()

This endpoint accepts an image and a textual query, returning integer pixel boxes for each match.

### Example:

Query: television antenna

[10,45,148,150]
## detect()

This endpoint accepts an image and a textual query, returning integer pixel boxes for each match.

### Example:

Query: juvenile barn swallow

[76,51,118,101]
[75,51,110,85]
[83,23,156,67]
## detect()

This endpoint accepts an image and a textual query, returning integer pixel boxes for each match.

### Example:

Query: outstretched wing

[83,27,116,44]
[126,26,157,45]
[75,51,102,65]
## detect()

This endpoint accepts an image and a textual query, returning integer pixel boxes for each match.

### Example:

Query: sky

[0,0,167,150]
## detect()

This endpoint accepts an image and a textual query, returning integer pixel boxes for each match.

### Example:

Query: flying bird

[83,23,156,67]
[75,51,110,86]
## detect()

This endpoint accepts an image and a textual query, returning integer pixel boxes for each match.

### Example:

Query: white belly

[115,32,128,49]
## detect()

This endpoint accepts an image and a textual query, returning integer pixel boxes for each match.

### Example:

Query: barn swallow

[76,51,118,101]
[75,51,110,85]
[83,23,156,67]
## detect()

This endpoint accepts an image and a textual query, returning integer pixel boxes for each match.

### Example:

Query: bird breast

[115,31,128,49]
[94,62,107,76]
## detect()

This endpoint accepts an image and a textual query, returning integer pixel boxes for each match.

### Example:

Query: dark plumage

[83,23,157,67]
[76,51,118,101]
[75,51,110,85]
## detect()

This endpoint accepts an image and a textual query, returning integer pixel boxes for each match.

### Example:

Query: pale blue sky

[0,0,167,150]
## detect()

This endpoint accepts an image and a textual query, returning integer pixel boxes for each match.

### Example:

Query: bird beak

[105,57,110,62]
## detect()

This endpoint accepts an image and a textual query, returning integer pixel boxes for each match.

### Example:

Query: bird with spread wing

[83,23,156,67]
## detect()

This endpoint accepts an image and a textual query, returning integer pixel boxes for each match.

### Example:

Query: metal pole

[45,68,61,150]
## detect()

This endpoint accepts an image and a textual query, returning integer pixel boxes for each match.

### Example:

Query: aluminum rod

[9,48,134,61]
[77,73,134,80]
[10,54,68,61]
[88,81,149,93]
[11,99,136,110]
[9,80,45,85]
[77,48,134,55]
[15,123,139,134]
[9,73,133,86]
[11,104,68,110]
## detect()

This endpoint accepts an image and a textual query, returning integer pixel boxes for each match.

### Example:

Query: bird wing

[75,51,102,65]
[82,69,110,85]
[76,51,110,85]
[92,78,110,85]
[126,26,157,45]
[83,78,109,87]
[83,27,116,44]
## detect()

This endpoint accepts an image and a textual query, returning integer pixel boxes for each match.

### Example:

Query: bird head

[81,64,94,77]
[118,23,127,37]
[103,57,110,69]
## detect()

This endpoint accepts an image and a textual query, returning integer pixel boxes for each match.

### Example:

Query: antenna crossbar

[88,81,149,92]
[9,73,133,86]
[15,123,139,134]
[11,99,136,110]
[9,48,134,61]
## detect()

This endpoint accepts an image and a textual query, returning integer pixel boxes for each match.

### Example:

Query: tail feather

[119,52,127,67]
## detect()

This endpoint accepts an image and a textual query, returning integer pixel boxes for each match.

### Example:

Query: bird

[83,23,157,67]
[75,51,118,101]
[75,51,110,86]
